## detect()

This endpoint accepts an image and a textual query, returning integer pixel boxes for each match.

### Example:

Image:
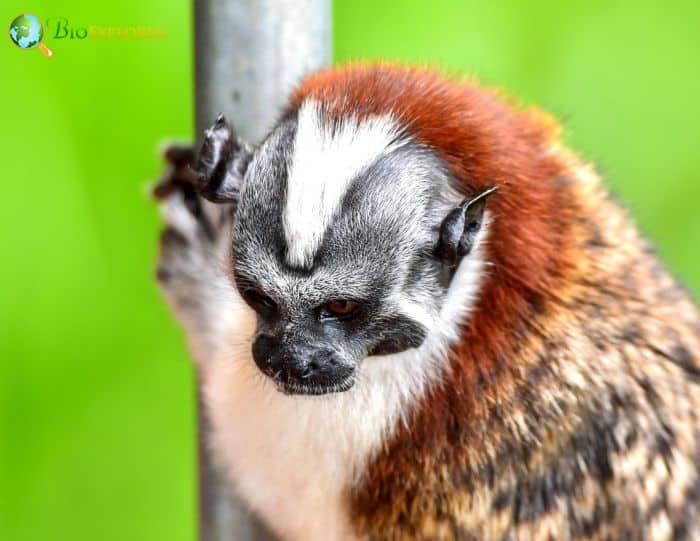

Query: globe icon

[8,13,54,57]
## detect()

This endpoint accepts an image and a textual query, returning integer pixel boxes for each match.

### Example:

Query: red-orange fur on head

[290,62,581,389]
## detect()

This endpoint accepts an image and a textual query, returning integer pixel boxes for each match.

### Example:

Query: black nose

[251,336,353,390]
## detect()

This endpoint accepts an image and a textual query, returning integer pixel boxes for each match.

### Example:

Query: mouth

[272,375,356,396]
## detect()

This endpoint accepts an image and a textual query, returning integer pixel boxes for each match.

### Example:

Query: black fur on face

[237,269,430,395]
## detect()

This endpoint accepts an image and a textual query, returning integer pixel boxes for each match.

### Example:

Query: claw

[197,115,235,181]
[193,115,251,203]
[152,143,199,201]
[153,115,251,205]
[162,145,195,167]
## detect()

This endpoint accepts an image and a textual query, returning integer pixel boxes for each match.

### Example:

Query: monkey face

[233,251,433,395]
[240,292,427,396]
[195,103,493,395]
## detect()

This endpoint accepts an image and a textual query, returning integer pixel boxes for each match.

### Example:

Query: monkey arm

[153,144,237,366]
[153,145,277,541]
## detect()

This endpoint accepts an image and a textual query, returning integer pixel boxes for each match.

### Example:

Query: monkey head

[191,103,496,396]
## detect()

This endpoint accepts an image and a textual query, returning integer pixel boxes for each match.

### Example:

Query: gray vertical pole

[193,1,331,540]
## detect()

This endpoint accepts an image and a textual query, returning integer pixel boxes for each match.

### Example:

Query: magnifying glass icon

[8,13,54,58]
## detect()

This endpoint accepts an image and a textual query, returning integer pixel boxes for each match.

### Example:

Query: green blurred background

[1,1,698,539]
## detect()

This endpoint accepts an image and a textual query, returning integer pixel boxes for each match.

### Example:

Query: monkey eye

[323,299,361,319]
[241,288,277,316]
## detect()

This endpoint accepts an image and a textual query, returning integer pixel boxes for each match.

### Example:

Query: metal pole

[193,1,331,540]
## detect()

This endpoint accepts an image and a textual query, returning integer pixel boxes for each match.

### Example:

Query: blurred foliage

[1,1,698,539]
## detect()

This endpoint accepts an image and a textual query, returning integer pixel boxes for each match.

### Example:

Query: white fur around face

[283,100,406,268]
[199,222,491,541]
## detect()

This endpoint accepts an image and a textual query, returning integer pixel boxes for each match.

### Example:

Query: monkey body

[353,172,700,540]
[154,64,700,540]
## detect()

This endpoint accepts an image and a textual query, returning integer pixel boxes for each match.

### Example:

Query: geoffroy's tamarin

[153,63,700,540]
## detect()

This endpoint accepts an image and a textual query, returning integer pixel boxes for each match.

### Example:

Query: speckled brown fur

[293,64,700,540]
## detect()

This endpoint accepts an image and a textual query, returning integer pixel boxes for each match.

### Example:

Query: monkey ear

[193,114,252,203]
[436,185,498,266]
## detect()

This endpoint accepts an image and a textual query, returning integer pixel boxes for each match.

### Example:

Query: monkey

[152,63,700,540]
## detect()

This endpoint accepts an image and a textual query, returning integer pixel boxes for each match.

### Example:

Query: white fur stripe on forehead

[283,100,406,268]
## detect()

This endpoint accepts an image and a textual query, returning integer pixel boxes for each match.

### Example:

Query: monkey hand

[152,143,237,367]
